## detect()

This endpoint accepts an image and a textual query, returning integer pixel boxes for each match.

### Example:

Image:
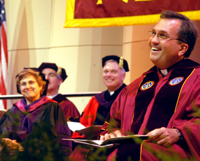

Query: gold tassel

[119,57,123,69]
[96,0,103,5]
[57,67,62,76]
[122,0,128,3]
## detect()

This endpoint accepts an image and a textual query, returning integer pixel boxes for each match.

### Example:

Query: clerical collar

[160,69,168,77]
[109,91,114,96]
[48,93,58,99]
[109,84,126,96]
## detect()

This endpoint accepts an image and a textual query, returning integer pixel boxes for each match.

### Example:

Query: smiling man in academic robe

[99,10,200,161]
[72,55,129,139]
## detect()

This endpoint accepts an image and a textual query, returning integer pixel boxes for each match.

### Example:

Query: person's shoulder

[93,91,105,102]
[184,59,200,67]
[125,66,156,91]
[7,106,16,112]
[96,90,106,96]
[183,59,200,74]
[53,94,67,101]
[84,95,99,108]
[10,102,22,112]
[125,75,145,91]
[62,98,77,107]
[88,95,98,102]
[43,102,64,113]
[94,90,107,98]
[45,101,60,107]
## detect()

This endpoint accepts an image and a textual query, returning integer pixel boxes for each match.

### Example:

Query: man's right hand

[100,130,123,140]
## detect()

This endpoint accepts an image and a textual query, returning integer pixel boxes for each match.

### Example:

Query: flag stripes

[0,0,8,110]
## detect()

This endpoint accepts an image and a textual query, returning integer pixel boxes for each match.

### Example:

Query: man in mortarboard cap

[102,55,129,92]
[71,55,129,140]
[70,55,129,158]
[38,63,80,121]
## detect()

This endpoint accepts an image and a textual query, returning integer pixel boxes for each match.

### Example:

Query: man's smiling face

[102,61,125,92]
[149,18,184,69]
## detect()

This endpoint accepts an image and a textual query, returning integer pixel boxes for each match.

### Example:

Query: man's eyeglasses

[149,30,184,42]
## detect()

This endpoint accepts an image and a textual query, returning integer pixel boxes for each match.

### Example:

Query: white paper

[67,121,86,132]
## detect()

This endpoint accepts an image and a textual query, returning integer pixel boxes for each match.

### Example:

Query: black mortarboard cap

[102,55,129,72]
[38,62,68,81]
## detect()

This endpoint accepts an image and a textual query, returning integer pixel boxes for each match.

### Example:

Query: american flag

[0,0,8,110]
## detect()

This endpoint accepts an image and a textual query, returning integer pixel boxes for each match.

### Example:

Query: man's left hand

[147,127,179,147]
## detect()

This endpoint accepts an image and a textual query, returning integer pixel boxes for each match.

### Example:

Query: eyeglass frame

[19,80,37,87]
[149,29,185,43]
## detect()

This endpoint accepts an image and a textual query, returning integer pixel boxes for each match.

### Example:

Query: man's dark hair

[160,10,198,57]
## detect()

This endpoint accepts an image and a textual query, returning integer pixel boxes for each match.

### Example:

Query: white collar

[109,91,114,96]
[47,93,59,99]
[160,69,168,76]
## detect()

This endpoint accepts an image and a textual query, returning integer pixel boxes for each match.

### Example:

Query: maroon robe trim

[174,68,195,112]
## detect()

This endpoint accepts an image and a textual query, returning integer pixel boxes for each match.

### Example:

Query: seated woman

[0,68,72,157]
